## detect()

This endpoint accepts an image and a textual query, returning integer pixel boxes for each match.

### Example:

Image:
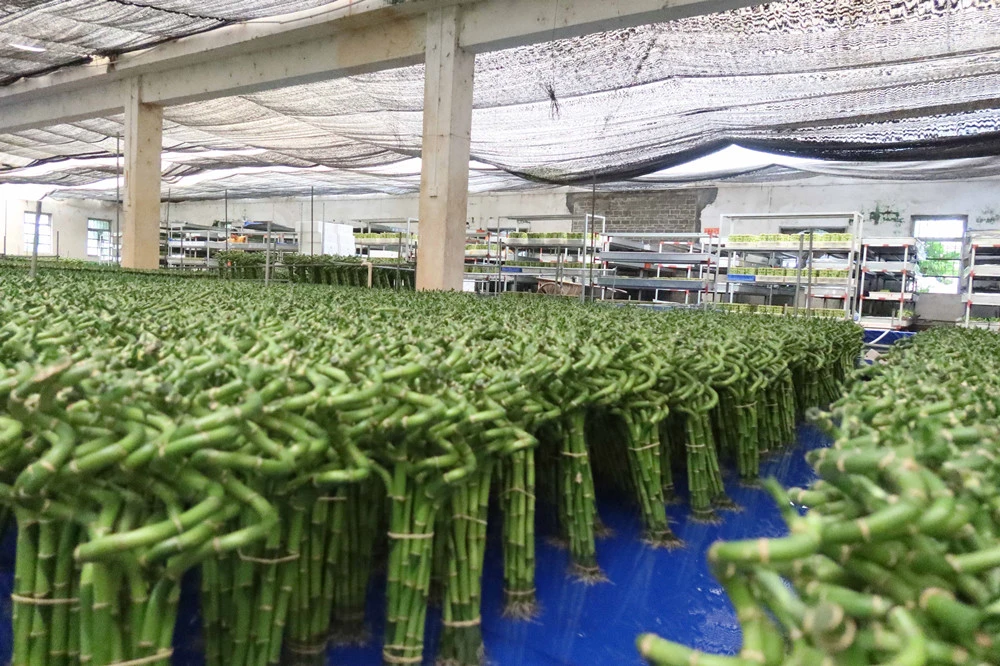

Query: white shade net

[1,0,1000,200]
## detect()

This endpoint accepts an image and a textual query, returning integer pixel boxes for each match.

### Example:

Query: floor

[0,426,828,666]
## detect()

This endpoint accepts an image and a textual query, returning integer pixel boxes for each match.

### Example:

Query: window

[87,218,114,261]
[914,217,965,295]
[22,211,52,255]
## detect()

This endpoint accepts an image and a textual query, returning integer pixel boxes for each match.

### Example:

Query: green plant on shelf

[728,233,854,245]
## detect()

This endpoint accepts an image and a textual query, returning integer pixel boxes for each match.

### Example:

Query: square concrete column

[416,6,475,291]
[122,81,163,270]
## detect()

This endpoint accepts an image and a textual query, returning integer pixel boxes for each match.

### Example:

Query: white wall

[701,178,1000,236]
[0,197,119,260]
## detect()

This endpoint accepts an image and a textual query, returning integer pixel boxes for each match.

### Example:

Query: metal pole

[581,213,589,304]
[588,180,597,302]
[56,231,60,258]
[310,187,315,256]
[167,191,179,270]
[794,234,804,314]
[806,231,815,315]
[225,189,229,253]
[29,200,42,279]
[115,134,121,265]
[496,227,503,294]
[265,218,272,286]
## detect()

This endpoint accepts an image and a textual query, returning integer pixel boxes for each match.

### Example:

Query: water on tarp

[0,426,828,666]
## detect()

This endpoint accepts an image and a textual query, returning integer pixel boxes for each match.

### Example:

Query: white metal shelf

[968,235,1000,249]
[865,291,916,302]
[968,293,1000,307]
[859,315,914,330]
[505,238,595,249]
[965,264,1000,278]
[863,260,914,274]
[862,237,917,248]
[961,319,1000,330]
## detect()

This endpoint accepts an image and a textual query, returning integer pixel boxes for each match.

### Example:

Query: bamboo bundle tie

[387,532,435,540]
[383,644,424,664]
[453,514,488,526]
[442,616,482,628]
[107,649,174,666]
[10,594,79,606]
[237,550,300,565]
[629,442,660,452]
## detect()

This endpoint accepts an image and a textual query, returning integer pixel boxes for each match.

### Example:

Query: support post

[122,82,163,270]
[416,6,474,291]
[29,200,42,279]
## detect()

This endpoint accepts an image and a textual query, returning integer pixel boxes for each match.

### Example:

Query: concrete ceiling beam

[0,0,759,133]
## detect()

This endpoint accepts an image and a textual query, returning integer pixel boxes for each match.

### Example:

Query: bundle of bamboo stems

[0,270,862,666]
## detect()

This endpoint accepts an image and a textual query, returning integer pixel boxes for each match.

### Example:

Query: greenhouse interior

[1,1,1000,665]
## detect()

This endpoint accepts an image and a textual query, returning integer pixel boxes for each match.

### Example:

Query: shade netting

[2,0,1000,199]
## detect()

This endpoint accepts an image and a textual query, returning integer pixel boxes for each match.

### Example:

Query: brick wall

[566,189,717,233]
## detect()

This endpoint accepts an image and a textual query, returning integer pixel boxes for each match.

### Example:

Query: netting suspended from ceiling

[5,0,1000,199]
[0,0,347,85]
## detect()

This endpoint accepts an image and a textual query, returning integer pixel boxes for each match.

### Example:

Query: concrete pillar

[122,81,163,270]
[416,6,474,291]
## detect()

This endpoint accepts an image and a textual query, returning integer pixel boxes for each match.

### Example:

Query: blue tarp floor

[0,426,829,666]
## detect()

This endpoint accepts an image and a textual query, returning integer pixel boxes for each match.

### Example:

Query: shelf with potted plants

[715,213,865,319]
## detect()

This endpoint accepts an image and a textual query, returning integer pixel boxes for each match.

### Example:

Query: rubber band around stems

[504,588,536,597]
[560,451,589,458]
[10,594,78,606]
[317,496,347,503]
[453,514,487,525]
[502,487,535,500]
[387,532,434,540]
[442,616,482,628]
[629,442,659,452]
[106,649,174,666]
[238,551,300,565]
[383,645,423,664]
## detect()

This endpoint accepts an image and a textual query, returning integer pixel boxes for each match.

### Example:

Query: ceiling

[3,0,1000,200]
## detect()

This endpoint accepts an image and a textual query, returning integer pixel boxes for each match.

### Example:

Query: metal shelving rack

[595,232,719,305]
[858,237,920,330]
[162,221,299,270]
[163,221,227,269]
[352,218,417,261]
[962,232,1000,329]
[714,212,864,318]
[466,215,617,296]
